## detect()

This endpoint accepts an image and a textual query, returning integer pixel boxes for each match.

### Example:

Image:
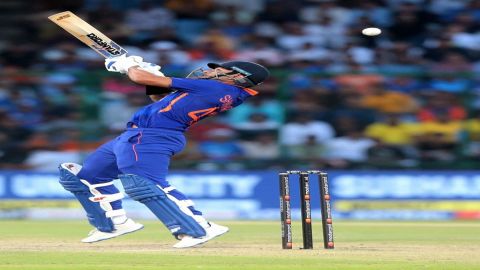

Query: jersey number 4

[188,107,218,124]
[159,93,218,124]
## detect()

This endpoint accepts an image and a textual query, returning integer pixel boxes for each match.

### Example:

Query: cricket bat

[48,11,127,58]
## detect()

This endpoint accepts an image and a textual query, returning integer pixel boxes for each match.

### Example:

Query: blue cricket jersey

[127,78,258,132]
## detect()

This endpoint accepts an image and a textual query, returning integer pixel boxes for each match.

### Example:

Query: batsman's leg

[119,173,229,248]
[116,150,211,239]
[114,130,228,247]
[59,140,143,243]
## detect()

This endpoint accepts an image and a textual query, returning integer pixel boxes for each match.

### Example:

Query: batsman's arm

[127,67,172,88]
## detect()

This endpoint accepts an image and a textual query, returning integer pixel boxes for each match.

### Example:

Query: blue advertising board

[1,170,480,220]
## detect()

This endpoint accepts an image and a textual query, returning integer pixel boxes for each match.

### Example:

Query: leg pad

[59,163,115,232]
[119,174,206,238]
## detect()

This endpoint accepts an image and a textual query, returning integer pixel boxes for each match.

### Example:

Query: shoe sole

[210,227,229,241]
[173,227,229,248]
[82,224,144,243]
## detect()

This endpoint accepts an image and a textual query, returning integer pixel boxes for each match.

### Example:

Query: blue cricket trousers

[77,128,202,215]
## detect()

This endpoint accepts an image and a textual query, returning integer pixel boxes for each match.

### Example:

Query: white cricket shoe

[81,218,144,243]
[173,222,229,248]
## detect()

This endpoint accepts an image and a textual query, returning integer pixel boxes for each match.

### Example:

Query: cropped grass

[0,220,479,269]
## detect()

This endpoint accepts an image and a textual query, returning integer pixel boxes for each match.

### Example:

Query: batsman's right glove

[138,62,165,77]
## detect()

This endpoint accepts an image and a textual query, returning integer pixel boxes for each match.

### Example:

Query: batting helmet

[207,61,270,87]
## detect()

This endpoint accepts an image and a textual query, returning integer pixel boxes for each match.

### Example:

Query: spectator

[430,52,472,73]
[461,110,480,159]
[233,113,280,132]
[209,4,256,38]
[257,0,301,23]
[171,133,204,168]
[360,82,419,114]
[429,73,470,94]
[287,42,332,63]
[388,2,434,44]
[236,37,285,67]
[0,110,32,143]
[241,133,280,160]
[164,0,214,19]
[417,91,467,122]
[197,128,244,161]
[324,126,376,169]
[228,96,284,127]
[102,76,145,95]
[39,73,80,106]
[378,42,425,74]
[187,117,232,141]
[365,113,418,146]
[385,75,423,94]
[0,129,30,169]
[333,64,384,94]
[331,91,377,128]
[302,15,347,48]
[23,130,83,172]
[283,134,326,161]
[423,35,462,62]
[446,16,480,51]
[150,41,191,67]
[187,29,237,67]
[124,0,175,41]
[366,139,417,169]
[350,0,392,27]
[279,114,335,146]
[414,111,463,161]
[195,28,236,55]
[288,90,327,117]
[3,1,480,170]
[299,0,352,26]
[276,22,320,51]
[101,91,150,132]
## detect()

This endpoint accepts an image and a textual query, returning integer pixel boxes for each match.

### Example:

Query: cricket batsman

[58,54,269,248]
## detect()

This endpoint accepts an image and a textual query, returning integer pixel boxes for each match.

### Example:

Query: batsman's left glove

[105,55,143,74]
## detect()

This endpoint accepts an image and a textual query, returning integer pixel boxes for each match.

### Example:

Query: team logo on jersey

[219,95,233,111]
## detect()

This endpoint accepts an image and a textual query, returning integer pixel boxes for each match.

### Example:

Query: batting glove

[138,62,165,77]
[105,55,143,74]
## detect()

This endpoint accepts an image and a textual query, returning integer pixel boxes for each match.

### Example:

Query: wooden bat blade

[48,11,127,58]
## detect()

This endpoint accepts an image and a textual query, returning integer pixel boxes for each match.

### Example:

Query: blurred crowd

[2,0,480,171]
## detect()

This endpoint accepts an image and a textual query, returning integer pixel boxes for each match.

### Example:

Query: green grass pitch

[0,220,479,270]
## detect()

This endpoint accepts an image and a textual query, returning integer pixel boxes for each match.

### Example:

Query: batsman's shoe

[81,218,144,243]
[173,222,229,248]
